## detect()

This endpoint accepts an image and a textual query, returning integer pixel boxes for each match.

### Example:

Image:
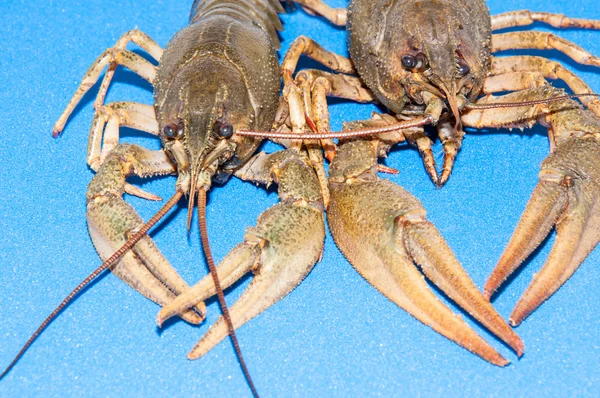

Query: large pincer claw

[327,140,523,365]
[485,137,600,326]
[86,144,206,324]
[156,150,326,358]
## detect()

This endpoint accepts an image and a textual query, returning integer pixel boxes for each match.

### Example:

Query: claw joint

[539,169,566,184]
[394,209,427,226]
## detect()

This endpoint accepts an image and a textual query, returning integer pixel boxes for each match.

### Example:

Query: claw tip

[512,338,525,358]
[52,129,61,138]
[489,354,510,367]
[438,175,450,187]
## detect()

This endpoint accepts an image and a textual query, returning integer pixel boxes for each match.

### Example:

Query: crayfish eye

[213,120,234,139]
[458,61,470,76]
[414,53,428,70]
[163,123,179,139]
[456,50,470,77]
[401,54,417,69]
[163,120,184,139]
[218,123,234,138]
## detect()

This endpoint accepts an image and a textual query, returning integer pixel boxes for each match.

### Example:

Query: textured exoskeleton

[147,0,522,367]
[78,0,283,328]
[462,86,600,326]
[158,149,325,358]
[345,0,491,185]
[326,138,523,365]
[280,0,600,332]
[283,0,600,184]
[348,0,491,117]
[47,0,328,376]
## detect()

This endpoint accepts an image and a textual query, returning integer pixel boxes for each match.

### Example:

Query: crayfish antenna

[197,189,259,398]
[0,191,183,381]
[235,115,434,140]
[465,93,600,110]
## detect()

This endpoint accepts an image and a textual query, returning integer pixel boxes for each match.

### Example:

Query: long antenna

[236,93,600,140]
[465,93,600,109]
[197,189,259,398]
[236,115,434,140]
[0,190,183,380]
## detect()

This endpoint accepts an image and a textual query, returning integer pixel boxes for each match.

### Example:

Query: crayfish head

[356,0,490,123]
[401,6,488,121]
[155,56,265,230]
[155,56,262,195]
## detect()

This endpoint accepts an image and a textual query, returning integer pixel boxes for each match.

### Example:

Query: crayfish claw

[484,180,566,301]
[375,231,510,366]
[404,129,440,185]
[487,137,600,326]
[328,140,520,364]
[159,149,326,358]
[435,118,465,187]
[417,136,440,185]
[187,206,323,358]
[87,144,205,323]
[157,242,261,327]
[438,128,465,187]
[124,183,162,201]
[405,216,524,356]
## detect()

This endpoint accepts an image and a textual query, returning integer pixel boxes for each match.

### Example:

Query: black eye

[414,53,428,70]
[163,123,179,139]
[458,62,470,76]
[213,120,234,139]
[401,55,417,69]
[219,123,234,138]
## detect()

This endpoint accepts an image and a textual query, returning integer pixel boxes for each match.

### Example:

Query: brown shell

[348,0,492,113]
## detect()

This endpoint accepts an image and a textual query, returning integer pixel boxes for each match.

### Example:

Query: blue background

[1,0,599,396]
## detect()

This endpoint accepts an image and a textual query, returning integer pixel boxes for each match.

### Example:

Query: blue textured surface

[1,0,599,396]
